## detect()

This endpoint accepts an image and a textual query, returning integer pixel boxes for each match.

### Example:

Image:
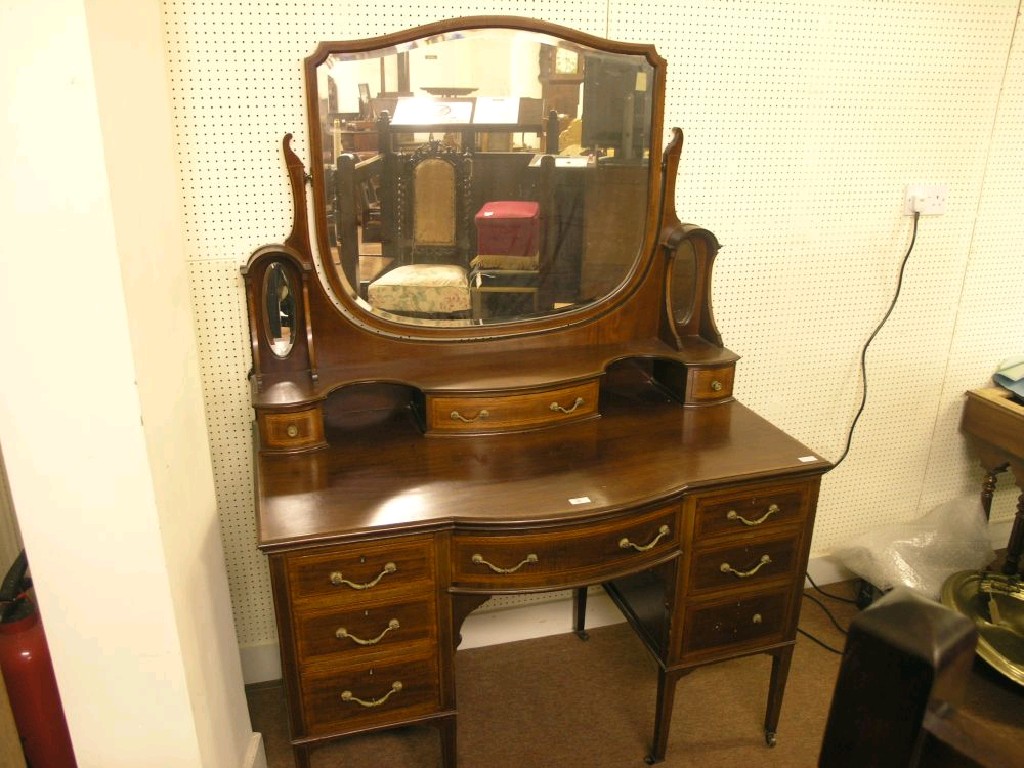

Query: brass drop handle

[549,397,585,415]
[336,618,400,646]
[341,681,402,708]
[619,524,671,553]
[329,562,397,590]
[451,409,489,423]
[726,504,780,527]
[286,424,299,437]
[471,553,539,574]
[720,554,772,579]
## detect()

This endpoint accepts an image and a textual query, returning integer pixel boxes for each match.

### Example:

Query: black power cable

[799,211,923,653]
[832,210,921,470]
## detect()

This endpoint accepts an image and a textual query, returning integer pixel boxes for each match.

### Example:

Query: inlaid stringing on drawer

[681,587,792,658]
[693,482,811,541]
[294,596,436,667]
[426,378,600,434]
[286,537,435,605]
[688,533,801,596]
[451,505,679,589]
[300,653,441,736]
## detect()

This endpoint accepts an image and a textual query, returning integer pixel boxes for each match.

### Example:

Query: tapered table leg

[437,715,457,768]
[763,645,793,747]
[646,668,682,764]
[292,743,311,768]
[572,586,589,640]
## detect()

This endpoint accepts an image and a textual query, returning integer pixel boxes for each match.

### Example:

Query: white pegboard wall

[168,0,1024,651]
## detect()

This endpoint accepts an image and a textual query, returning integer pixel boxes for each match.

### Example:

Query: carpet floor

[247,580,1023,767]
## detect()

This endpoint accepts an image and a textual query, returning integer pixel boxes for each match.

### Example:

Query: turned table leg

[1002,489,1024,575]
[980,463,1008,520]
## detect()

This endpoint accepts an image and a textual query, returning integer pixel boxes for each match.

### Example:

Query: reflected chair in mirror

[334,153,389,299]
[367,139,473,318]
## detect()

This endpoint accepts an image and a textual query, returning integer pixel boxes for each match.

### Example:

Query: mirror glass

[311,24,656,328]
[263,262,296,357]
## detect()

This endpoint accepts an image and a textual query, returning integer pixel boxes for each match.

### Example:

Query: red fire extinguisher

[0,550,77,767]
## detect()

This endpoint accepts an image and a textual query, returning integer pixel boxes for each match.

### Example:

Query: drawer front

[294,596,436,667]
[681,588,792,659]
[688,533,801,596]
[258,406,327,452]
[694,482,810,541]
[451,506,679,590]
[686,365,735,404]
[300,653,441,736]
[286,537,434,606]
[426,379,600,434]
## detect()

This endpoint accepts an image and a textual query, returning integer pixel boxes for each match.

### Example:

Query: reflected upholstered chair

[368,140,473,317]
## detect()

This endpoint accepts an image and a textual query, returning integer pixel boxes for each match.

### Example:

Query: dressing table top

[256,375,828,550]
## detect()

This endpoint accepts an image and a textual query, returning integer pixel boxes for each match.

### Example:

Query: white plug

[904,184,947,215]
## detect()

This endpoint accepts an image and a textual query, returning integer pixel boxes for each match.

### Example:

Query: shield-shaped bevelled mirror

[306,18,662,331]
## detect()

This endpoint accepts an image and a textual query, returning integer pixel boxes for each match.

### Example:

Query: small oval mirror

[263,261,296,357]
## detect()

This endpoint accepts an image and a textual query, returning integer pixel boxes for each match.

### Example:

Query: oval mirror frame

[304,17,666,340]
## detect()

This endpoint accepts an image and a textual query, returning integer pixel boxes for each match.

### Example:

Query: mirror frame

[303,16,667,340]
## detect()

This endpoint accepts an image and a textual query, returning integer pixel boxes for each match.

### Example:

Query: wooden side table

[961,387,1024,575]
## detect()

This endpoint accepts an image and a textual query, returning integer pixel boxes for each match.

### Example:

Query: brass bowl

[941,569,1024,686]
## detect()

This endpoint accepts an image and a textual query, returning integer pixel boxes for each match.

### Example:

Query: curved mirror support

[310,22,656,329]
[263,261,296,357]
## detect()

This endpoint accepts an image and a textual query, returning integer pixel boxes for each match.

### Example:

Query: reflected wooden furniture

[243,17,832,768]
[961,387,1024,575]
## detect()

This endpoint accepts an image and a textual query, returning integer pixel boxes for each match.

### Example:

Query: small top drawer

[451,505,679,590]
[285,536,435,606]
[425,379,600,435]
[694,482,811,541]
[687,365,735,404]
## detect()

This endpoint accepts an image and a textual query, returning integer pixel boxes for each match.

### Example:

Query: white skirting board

[243,732,267,768]
[238,530,1011,684]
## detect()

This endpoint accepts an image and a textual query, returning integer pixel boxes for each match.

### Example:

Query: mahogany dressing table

[243,17,831,767]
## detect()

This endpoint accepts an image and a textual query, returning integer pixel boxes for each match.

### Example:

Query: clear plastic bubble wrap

[834,498,996,600]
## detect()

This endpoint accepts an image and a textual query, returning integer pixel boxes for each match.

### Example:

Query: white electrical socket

[904,184,947,215]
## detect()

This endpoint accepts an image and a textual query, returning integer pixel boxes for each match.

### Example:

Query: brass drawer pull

[341,681,402,708]
[720,554,772,579]
[329,562,397,590]
[549,396,584,415]
[710,380,723,392]
[619,524,671,552]
[752,613,763,624]
[335,618,400,646]
[451,409,489,423]
[471,553,539,574]
[726,504,779,527]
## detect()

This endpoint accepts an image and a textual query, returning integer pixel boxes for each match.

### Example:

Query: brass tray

[941,570,1024,686]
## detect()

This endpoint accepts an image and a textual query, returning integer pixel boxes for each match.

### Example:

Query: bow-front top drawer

[424,378,600,435]
[451,505,679,591]
[693,482,811,542]
[285,536,435,608]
